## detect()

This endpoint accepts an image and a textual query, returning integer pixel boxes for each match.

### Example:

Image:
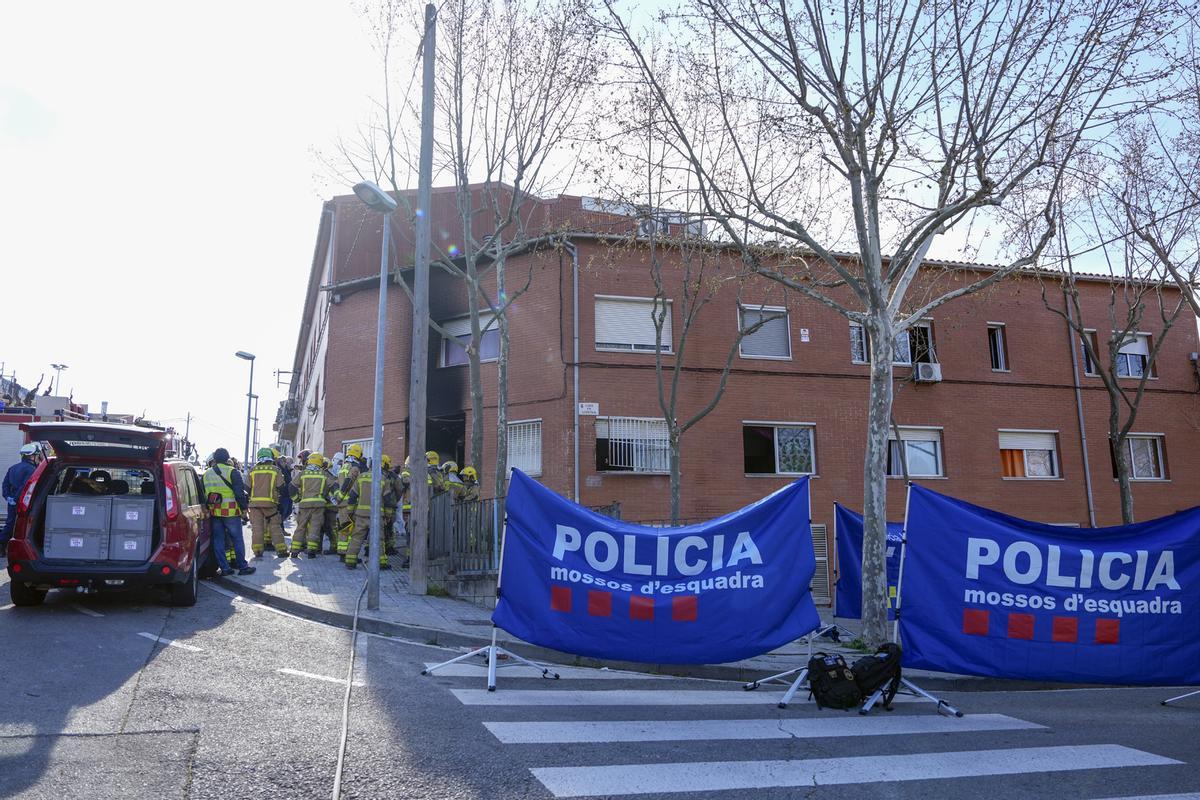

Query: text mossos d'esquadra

[963,537,1183,616]
[550,524,766,595]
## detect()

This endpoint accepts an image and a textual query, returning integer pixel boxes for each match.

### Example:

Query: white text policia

[552,525,764,576]
[966,538,1180,592]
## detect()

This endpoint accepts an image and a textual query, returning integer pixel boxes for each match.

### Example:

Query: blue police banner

[833,504,904,620]
[900,484,1200,685]
[492,470,822,664]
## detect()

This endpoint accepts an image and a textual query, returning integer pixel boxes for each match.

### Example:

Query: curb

[209,576,1088,693]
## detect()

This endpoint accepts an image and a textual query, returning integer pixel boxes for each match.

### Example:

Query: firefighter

[247,447,286,558]
[458,465,480,502]
[344,459,392,571]
[335,445,365,559]
[321,456,340,554]
[427,450,446,495]
[291,452,331,558]
[380,455,400,555]
[442,460,464,499]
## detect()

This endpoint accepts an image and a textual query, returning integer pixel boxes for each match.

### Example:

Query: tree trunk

[467,283,484,472]
[1111,406,1135,524]
[669,429,681,525]
[861,315,895,646]
[493,255,510,500]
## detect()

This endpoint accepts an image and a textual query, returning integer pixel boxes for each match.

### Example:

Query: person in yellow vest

[321,455,341,554]
[458,465,480,502]
[335,445,365,559]
[427,450,447,495]
[442,460,464,499]
[380,455,400,555]
[344,459,392,570]
[202,448,255,576]
[291,452,332,558]
[247,447,286,559]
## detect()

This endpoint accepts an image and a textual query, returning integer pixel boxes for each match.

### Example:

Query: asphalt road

[2,573,1198,800]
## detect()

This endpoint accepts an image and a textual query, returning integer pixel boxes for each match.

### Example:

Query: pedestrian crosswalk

[426,660,1184,799]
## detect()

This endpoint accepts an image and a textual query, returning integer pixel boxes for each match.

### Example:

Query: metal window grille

[597,416,670,473]
[507,420,542,477]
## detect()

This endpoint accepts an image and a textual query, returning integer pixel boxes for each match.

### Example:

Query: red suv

[5,422,215,607]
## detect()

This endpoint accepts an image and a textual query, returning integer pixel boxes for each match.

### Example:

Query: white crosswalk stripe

[437,664,1182,798]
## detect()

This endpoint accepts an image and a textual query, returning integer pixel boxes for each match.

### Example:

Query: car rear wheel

[168,546,199,607]
[10,580,47,607]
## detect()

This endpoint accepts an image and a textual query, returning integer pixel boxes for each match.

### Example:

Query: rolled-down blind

[1118,334,1150,356]
[595,298,671,349]
[740,309,790,357]
[810,524,830,605]
[998,431,1056,450]
[442,315,496,338]
[889,427,941,442]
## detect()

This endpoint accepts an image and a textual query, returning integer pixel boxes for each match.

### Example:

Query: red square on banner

[672,595,698,622]
[587,590,612,617]
[1052,616,1078,643]
[1095,618,1120,645]
[1007,613,1035,640]
[962,608,990,636]
[629,596,654,621]
[550,585,572,613]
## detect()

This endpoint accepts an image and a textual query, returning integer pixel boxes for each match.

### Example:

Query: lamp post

[235,351,256,468]
[352,180,397,610]
[50,363,68,395]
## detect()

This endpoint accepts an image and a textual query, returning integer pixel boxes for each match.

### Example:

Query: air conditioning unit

[636,217,670,238]
[914,362,943,383]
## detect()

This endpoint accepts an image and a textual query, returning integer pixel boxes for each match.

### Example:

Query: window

[886,427,944,477]
[850,322,935,365]
[440,316,499,367]
[987,324,1009,371]
[507,420,542,477]
[595,416,669,473]
[742,424,815,475]
[595,296,672,353]
[999,431,1059,478]
[1124,435,1166,480]
[739,307,791,359]
[1116,333,1153,378]
[342,438,373,461]
[1080,330,1100,375]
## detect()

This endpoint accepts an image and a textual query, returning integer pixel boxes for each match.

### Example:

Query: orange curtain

[1000,449,1025,477]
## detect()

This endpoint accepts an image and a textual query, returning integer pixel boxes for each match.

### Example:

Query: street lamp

[235,351,256,468]
[352,180,397,611]
[50,363,68,395]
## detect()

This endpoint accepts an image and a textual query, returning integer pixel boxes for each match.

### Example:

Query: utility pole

[408,2,436,596]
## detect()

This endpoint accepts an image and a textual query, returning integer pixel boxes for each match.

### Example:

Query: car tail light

[161,565,171,575]
[164,473,179,522]
[16,460,47,514]
[10,563,22,574]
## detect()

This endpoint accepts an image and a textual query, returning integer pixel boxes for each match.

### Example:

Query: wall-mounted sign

[578,402,599,416]
[800,328,810,343]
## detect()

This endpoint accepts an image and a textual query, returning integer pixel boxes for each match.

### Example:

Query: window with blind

[595,297,672,353]
[507,420,542,477]
[885,427,943,477]
[742,424,815,475]
[1117,435,1166,480]
[739,307,791,359]
[341,438,373,460]
[595,416,670,473]
[440,316,499,367]
[999,431,1059,478]
[1116,333,1154,378]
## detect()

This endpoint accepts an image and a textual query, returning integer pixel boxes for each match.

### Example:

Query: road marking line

[485,713,1042,744]
[72,604,104,617]
[426,663,665,681]
[452,688,920,706]
[1088,795,1200,800]
[277,668,365,687]
[352,635,369,686]
[137,632,203,652]
[530,745,1181,798]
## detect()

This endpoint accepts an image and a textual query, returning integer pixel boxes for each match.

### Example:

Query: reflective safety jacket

[338,461,362,509]
[203,463,243,517]
[350,471,393,515]
[248,461,283,507]
[324,468,340,508]
[294,467,331,507]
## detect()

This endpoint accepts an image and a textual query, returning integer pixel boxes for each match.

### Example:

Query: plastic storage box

[46,496,112,532]
[108,498,155,562]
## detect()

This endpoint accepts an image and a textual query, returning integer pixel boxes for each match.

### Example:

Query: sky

[0,1,384,459]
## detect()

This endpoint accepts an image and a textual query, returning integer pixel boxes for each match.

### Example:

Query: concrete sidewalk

[212,524,1003,690]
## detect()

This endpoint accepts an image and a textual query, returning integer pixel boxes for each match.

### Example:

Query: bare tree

[602,0,1166,644]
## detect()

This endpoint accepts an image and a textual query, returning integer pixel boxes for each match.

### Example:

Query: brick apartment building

[279,185,1200,595]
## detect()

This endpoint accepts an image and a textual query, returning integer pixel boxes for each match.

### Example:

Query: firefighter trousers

[345,513,389,567]
[247,506,283,556]
[293,506,324,553]
[336,507,356,555]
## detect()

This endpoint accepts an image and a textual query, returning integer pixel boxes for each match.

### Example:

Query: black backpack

[807,652,862,710]
[851,642,903,709]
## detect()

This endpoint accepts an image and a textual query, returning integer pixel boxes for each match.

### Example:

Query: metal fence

[425,492,621,575]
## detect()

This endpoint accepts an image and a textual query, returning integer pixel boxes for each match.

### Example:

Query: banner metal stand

[1161,689,1200,706]
[421,514,560,691]
[873,481,963,718]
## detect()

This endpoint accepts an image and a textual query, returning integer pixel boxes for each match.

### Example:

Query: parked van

[5,422,215,607]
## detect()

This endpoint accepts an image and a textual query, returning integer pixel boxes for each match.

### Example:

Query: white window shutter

[998,431,1056,450]
[442,316,496,338]
[595,298,671,349]
[888,427,940,442]
[507,421,542,476]
[740,309,790,357]
[1118,334,1149,356]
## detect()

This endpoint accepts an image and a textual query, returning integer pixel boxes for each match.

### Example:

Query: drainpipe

[564,237,581,502]
[1064,291,1097,527]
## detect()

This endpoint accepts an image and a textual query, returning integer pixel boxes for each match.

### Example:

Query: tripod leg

[859,688,883,715]
[421,645,493,676]
[778,668,809,709]
[1161,689,1200,706]
[900,677,964,717]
